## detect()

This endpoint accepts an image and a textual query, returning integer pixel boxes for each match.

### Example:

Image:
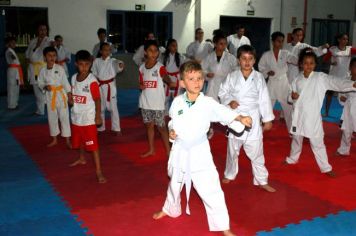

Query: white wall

[10,0,196,53]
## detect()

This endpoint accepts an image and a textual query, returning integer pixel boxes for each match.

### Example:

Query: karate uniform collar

[100,56,111,62]
[183,92,203,107]
[238,68,256,81]
[303,71,314,79]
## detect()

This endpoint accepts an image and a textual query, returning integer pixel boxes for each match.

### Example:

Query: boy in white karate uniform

[133,32,165,66]
[186,28,213,63]
[219,45,276,192]
[153,60,252,236]
[285,48,356,176]
[54,35,71,77]
[258,31,293,132]
[38,47,71,148]
[227,25,251,57]
[92,43,124,134]
[5,36,23,110]
[336,58,356,156]
[92,28,117,58]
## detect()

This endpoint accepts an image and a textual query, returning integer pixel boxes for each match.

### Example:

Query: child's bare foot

[140,150,155,158]
[222,178,232,184]
[69,159,86,167]
[222,229,236,236]
[152,211,167,220]
[282,160,289,165]
[260,184,276,192]
[47,138,58,147]
[97,172,107,184]
[112,131,122,136]
[325,170,336,178]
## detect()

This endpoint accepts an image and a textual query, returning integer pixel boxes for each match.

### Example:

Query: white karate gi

[185,40,213,62]
[337,77,356,155]
[328,46,354,79]
[5,48,22,109]
[258,49,293,131]
[25,36,52,115]
[92,57,124,132]
[286,72,356,172]
[202,51,237,102]
[38,64,71,137]
[219,69,275,185]
[285,42,326,84]
[92,41,117,58]
[55,45,71,77]
[226,34,251,57]
[132,44,166,66]
[162,92,244,232]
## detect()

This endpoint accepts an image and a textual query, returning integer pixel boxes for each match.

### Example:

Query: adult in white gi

[219,68,275,191]
[285,28,328,85]
[186,28,214,63]
[258,31,293,132]
[92,28,117,58]
[92,43,124,133]
[25,24,53,115]
[286,49,356,175]
[5,37,23,109]
[227,25,251,57]
[54,35,71,77]
[133,32,165,66]
[202,34,237,102]
[38,49,71,147]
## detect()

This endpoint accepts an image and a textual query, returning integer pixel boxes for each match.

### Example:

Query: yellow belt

[31,61,46,77]
[49,85,67,111]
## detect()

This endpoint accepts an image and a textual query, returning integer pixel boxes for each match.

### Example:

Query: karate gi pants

[337,131,353,155]
[7,75,19,109]
[33,84,46,115]
[224,138,269,185]
[162,167,230,231]
[286,135,332,173]
[98,82,121,132]
[46,102,71,137]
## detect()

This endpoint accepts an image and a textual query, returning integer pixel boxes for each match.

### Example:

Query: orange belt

[49,85,67,111]
[8,64,24,85]
[31,61,46,77]
[166,71,180,97]
[98,78,115,102]
[56,59,67,66]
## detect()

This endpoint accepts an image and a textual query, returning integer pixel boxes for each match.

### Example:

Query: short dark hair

[213,30,226,44]
[43,46,57,56]
[349,57,356,69]
[235,25,245,31]
[144,40,159,51]
[298,47,317,67]
[237,44,256,59]
[195,28,203,34]
[271,31,285,41]
[5,36,16,44]
[100,42,111,51]
[97,28,106,36]
[292,28,303,35]
[75,50,91,62]
[179,60,202,79]
[54,35,62,41]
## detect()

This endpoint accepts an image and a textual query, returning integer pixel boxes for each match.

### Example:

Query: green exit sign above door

[135,4,145,11]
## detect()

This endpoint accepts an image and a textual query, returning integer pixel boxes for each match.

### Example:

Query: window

[311,19,350,46]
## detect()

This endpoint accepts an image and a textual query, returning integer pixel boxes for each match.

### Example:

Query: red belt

[8,64,24,85]
[166,71,180,97]
[98,78,115,102]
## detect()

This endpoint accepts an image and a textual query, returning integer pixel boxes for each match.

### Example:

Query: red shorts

[71,124,99,151]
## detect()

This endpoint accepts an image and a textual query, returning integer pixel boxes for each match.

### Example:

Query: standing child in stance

[336,58,356,156]
[219,45,276,192]
[54,35,71,78]
[69,50,106,183]
[153,61,252,236]
[5,36,23,110]
[92,42,124,134]
[38,46,71,148]
[285,48,356,176]
[138,40,174,158]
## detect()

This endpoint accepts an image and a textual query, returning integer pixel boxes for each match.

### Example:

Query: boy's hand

[139,83,145,90]
[239,116,252,128]
[206,72,214,78]
[67,93,74,106]
[95,115,103,127]
[229,100,239,109]
[291,91,299,100]
[169,82,177,88]
[267,71,275,76]
[263,121,273,131]
[169,129,177,140]
[45,85,52,91]
[353,82,356,88]
[118,62,125,69]
[322,43,330,49]
[340,96,347,102]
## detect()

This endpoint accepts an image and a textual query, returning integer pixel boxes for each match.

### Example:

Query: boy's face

[145,45,159,61]
[98,33,106,42]
[272,36,284,50]
[196,30,204,41]
[55,38,63,47]
[168,41,177,54]
[146,33,155,40]
[38,25,48,38]
[350,63,356,77]
[237,28,245,38]
[100,45,111,58]
[45,51,57,66]
[302,56,316,75]
[293,30,304,42]
[76,60,92,74]
[239,52,255,71]
[215,38,227,51]
[179,70,204,95]
[8,40,16,49]
[338,35,349,47]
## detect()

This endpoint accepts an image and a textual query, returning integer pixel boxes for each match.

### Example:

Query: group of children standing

[4,24,356,235]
